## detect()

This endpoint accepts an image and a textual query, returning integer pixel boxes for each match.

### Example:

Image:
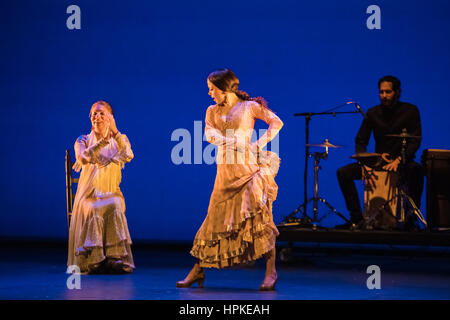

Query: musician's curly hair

[378,75,401,97]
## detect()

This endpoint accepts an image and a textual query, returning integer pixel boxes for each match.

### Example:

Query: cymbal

[386,133,421,139]
[307,140,342,148]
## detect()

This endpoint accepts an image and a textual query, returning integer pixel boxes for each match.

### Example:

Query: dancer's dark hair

[208,69,271,110]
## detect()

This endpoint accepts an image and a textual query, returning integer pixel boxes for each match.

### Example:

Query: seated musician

[336,75,424,229]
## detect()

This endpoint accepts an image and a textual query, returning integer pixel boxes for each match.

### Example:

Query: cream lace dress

[190,100,283,268]
[67,132,134,272]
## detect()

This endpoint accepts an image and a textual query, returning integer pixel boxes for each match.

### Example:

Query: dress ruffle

[190,164,279,269]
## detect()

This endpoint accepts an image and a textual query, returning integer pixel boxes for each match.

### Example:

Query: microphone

[351,102,366,118]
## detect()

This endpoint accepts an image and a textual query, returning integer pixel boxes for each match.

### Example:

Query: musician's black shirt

[355,101,421,161]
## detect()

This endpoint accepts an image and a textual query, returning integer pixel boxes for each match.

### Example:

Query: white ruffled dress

[67,132,134,272]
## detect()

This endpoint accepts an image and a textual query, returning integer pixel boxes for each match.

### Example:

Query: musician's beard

[382,100,395,108]
[381,96,399,108]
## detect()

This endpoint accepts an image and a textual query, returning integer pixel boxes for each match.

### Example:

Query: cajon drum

[363,167,399,229]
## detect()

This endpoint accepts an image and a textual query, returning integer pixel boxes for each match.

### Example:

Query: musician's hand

[381,153,392,163]
[383,157,401,172]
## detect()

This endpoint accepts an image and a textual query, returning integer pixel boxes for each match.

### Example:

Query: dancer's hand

[106,113,119,138]
[72,160,82,173]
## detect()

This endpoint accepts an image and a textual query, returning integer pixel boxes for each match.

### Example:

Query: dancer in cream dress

[67,101,134,274]
[177,69,283,290]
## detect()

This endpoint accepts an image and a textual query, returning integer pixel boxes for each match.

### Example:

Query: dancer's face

[207,80,227,105]
[90,104,110,133]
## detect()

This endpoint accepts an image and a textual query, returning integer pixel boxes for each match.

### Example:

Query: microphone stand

[283,106,360,228]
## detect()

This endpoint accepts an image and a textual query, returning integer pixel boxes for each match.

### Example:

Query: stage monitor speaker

[421,149,450,231]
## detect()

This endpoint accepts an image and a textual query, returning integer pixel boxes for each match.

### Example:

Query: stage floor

[1,243,450,300]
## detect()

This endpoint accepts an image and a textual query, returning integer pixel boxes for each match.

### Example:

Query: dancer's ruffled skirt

[190,150,280,268]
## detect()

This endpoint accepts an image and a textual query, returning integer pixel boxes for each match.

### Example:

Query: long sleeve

[75,135,109,165]
[251,102,283,148]
[355,117,372,154]
[204,106,236,146]
[404,106,421,161]
[111,133,134,167]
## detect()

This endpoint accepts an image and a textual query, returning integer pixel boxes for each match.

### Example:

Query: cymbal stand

[284,109,360,227]
[397,129,427,229]
[286,149,352,230]
[310,150,351,228]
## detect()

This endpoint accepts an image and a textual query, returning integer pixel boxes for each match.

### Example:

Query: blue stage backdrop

[0,0,449,241]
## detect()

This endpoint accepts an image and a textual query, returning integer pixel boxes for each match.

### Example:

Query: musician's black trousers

[336,161,424,223]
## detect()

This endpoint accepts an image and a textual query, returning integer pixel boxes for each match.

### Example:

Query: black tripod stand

[283,140,352,229]
[390,129,427,229]
[282,105,361,229]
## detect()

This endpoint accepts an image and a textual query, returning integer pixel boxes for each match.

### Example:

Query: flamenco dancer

[176,69,283,290]
[67,101,135,274]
